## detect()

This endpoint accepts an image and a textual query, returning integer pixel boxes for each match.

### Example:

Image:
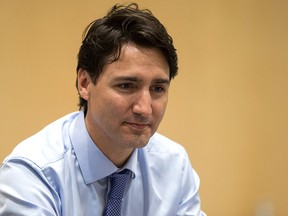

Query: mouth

[124,122,151,132]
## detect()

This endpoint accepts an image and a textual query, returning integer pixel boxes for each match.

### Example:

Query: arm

[177,157,206,216]
[0,158,60,216]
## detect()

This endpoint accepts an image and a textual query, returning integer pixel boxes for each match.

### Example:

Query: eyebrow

[112,76,170,85]
[113,76,140,82]
[154,78,170,85]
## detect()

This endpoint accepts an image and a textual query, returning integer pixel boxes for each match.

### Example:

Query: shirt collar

[69,111,137,184]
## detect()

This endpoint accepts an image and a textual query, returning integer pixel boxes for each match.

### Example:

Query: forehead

[102,44,170,80]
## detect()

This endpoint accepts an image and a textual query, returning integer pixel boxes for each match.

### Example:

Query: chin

[123,135,151,149]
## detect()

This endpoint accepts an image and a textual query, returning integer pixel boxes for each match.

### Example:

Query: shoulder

[3,112,80,168]
[145,132,188,156]
[142,132,190,168]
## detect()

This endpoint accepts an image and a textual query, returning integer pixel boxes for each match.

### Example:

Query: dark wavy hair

[76,3,178,112]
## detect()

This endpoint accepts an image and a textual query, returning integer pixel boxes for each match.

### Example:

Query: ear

[77,69,91,101]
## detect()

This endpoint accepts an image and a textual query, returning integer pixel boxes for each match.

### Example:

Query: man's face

[79,44,170,158]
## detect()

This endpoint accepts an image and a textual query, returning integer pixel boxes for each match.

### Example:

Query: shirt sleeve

[177,156,206,216]
[0,158,60,216]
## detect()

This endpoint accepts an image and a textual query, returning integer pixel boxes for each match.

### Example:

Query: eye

[115,83,137,93]
[118,83,135,89]
[150,86,166,94]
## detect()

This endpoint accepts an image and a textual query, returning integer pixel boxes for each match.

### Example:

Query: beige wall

[1,0,287,215]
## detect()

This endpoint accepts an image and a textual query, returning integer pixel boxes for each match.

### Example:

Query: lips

[124,122,151,131]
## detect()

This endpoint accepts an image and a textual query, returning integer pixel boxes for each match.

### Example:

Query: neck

[107,149,134,168]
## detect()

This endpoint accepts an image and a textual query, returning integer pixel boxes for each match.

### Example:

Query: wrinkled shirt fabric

[0,111,206,216]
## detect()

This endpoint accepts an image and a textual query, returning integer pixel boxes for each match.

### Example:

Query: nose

[132,89,152,116]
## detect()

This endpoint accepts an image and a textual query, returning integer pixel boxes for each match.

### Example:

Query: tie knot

[108,169,131,199]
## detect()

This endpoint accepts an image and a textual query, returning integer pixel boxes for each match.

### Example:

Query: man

[0,3,206,216]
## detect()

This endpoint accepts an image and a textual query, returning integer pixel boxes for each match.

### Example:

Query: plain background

[1,0,287,215]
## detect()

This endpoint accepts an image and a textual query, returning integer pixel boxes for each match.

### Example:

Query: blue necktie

[104,169,131,216]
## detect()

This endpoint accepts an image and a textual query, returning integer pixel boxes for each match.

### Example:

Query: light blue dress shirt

[0,111,206,216]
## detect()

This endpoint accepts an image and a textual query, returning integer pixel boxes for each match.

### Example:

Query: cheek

[153,99,168,120]
[89,93,113,117]
[105,96,131,117]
